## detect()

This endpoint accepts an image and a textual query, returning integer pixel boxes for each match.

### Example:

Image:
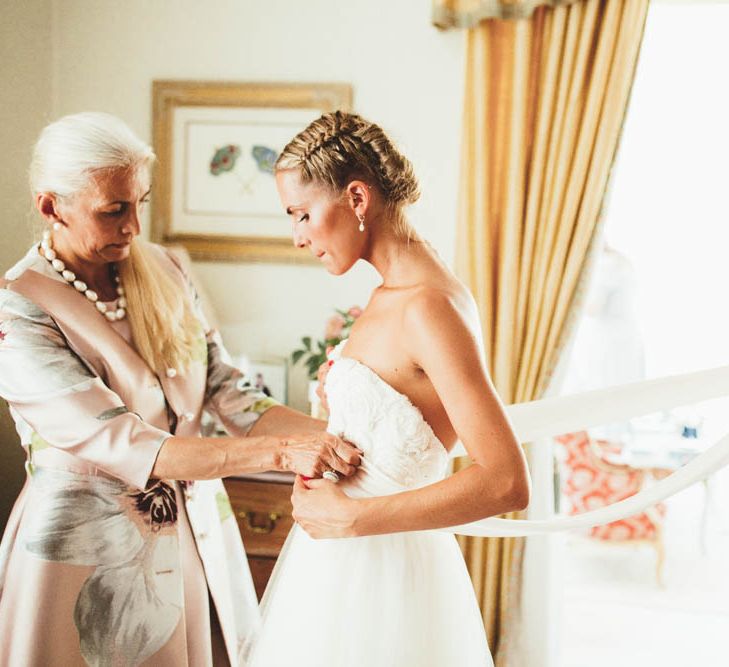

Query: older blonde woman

[0,112,361,666]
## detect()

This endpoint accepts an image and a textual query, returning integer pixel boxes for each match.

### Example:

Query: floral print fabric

[0,244,272,666]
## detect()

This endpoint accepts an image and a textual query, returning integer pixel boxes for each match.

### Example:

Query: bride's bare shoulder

[403,273,477,320]
[400,277,480,347]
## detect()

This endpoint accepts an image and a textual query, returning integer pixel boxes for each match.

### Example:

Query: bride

[245,111,530,667]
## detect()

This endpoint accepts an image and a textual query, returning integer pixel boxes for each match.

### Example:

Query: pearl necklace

[40,230,127,321]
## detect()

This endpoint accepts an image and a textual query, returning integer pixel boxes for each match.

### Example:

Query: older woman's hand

[279,432,362,479]
[291,475,359,539]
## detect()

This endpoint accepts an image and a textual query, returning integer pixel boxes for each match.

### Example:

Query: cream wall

[0,0,53,528]
[0,0,52,273]
[49,0,466,410]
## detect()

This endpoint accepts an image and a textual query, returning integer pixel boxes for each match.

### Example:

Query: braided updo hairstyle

[275,111,420,238]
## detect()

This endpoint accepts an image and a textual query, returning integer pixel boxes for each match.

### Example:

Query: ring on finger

[322,469,340,483]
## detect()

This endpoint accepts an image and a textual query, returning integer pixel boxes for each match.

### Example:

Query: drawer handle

[240,510,281,534]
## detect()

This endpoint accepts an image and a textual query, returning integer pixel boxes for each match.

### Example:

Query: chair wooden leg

[646,506,666,587]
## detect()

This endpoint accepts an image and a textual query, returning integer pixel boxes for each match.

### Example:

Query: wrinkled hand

[316,359,333,413]
[279,431,362,479]
[291,475,359,539]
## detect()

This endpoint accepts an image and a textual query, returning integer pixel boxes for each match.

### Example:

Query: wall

[0,0,54,529]
[49,0,466,410]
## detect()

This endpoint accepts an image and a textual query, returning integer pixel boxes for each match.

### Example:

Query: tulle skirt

[245,525,492,666]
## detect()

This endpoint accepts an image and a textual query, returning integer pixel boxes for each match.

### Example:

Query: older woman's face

[53,166,150,266]
[275,169,366,275]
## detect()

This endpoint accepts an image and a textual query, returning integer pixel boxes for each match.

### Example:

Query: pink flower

[347,306,363,319]
[324,314,346,340]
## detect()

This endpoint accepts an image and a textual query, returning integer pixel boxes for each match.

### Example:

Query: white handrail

[444,364,729,536]
[452,364,729,456]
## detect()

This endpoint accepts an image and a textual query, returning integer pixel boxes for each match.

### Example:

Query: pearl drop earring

[357,214,365,232]
[53,221,62,231]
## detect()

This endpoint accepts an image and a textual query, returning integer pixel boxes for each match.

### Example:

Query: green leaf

[291,349,306,365]
[302,336,312,350]
[305,361,319,380]
[306,352,327,376]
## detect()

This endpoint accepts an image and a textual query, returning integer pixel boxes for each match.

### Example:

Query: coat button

[166,368,177,378]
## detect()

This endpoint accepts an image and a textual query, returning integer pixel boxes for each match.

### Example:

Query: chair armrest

[587,437,645,479]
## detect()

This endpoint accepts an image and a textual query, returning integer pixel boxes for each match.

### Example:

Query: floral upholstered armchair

[555,431,667,585]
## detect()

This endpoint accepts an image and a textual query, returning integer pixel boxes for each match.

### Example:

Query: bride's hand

[279,432,362,479]
[291,475,359,539]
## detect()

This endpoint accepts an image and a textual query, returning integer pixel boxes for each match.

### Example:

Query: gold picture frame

[151,80,353,263]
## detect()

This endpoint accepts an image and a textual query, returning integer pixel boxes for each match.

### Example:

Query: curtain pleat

[453,1,650,662]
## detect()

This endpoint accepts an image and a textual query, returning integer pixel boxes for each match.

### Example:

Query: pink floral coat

[0,244,277,666]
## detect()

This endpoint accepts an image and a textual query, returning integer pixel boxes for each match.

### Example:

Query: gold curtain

[433,0,581,26]
[452,0,649,662]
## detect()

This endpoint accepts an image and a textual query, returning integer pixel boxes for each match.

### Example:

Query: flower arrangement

[291,306,362,380]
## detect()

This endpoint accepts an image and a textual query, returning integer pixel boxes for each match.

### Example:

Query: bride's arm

[292,288,531,538]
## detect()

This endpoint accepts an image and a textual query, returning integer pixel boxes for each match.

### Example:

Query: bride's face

[276,169,368,275]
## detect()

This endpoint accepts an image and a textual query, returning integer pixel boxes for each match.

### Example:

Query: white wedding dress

[245,342,492,666]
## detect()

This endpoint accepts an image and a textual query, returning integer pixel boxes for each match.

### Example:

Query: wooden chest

[222,473,295,601]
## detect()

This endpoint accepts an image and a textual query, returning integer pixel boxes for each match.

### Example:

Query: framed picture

[151,80,353,262]
[230,354,289,405]
[248,359,289,405]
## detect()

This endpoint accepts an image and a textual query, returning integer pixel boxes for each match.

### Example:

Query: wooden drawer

[223,477,294,557]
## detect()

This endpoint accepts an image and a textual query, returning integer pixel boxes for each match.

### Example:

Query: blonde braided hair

[275,111,420,238]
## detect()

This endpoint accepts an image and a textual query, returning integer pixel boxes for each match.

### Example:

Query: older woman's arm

[249,404,327,435]
[0,289,358,490]
[162,248,361,476]
[0,289,169,491]
[202,329,330,437]
[150,426,356,481]
[196,330,359,477]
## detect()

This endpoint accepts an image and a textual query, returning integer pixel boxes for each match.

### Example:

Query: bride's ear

[345,180,370,217]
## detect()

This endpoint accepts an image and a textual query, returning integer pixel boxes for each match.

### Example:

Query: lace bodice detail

[325,341,449,494]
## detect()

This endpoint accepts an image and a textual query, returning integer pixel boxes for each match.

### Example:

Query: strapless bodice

[325,341,449,498]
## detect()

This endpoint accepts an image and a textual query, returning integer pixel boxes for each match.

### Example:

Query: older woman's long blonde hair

[29,112,200,376]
